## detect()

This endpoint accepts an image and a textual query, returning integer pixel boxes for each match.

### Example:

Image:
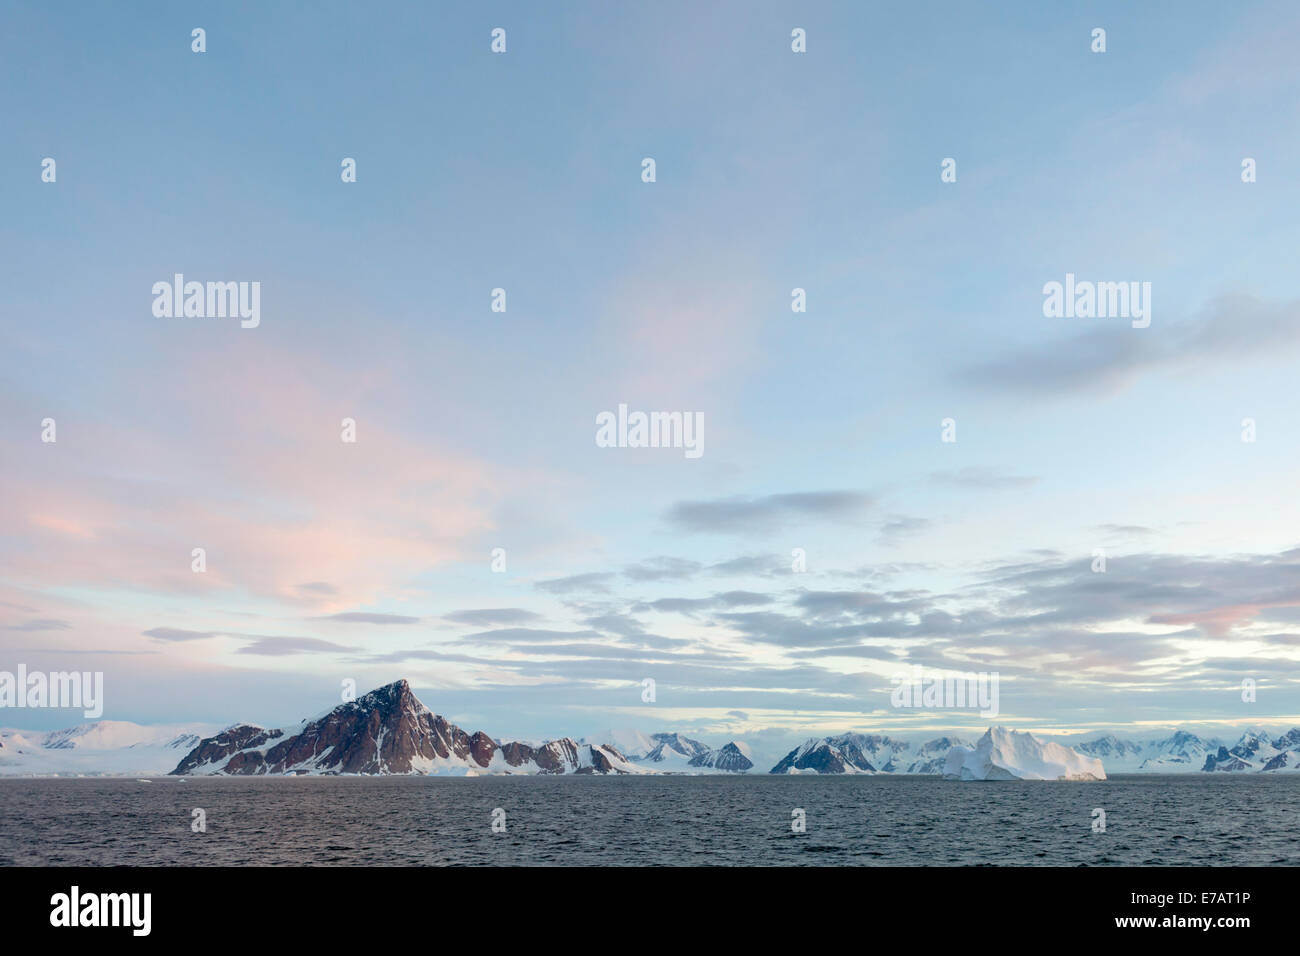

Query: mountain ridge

[5,680,1300,777]
[170,680,646,776]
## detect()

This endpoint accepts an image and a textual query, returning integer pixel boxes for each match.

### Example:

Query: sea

[0,774,1295,866]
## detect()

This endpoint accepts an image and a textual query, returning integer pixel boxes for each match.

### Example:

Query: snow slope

[583,730,756,773]
[0,722,213,776]
[580,729,657,760]
[769,734,971,775]
[1071,728,1300,773]
[944,727,1106,781]
[1203,728,1300,772]
[689,740,754,772]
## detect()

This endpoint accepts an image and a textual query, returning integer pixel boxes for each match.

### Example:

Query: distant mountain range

[0,721,208,776]
[772,726,1300,776]
[580,729,756,772]
[1071,727,1300,773]
[770,733,970,775]
[3,679,1299,777]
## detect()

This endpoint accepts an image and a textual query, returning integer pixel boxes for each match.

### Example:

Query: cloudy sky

[3,1,1300,747]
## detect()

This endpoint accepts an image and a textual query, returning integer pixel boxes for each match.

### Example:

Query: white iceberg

[944,727,1106,781]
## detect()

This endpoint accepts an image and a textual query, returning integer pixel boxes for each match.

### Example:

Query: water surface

[0,774,1293,866]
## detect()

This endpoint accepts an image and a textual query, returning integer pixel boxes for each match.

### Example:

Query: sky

[3,1,1300,751]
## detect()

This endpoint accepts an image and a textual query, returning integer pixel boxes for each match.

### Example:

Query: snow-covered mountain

[1069,728,1300,774]
[7,683,1298,779]
[1070,733,1145,765]
[641,732,710,768]
[1201,728,1300,773]
[0,721,212,776]
[764,726,1300,776]
[173,680,647,776]
[689,741,754,772]
[944,727,1106,781]
[1259,728,1300,772]
[580,729,657,760]
[1137,730,1220,772]
[769,734,970,775]
[582,730,755,773]
[901,736,972,774]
